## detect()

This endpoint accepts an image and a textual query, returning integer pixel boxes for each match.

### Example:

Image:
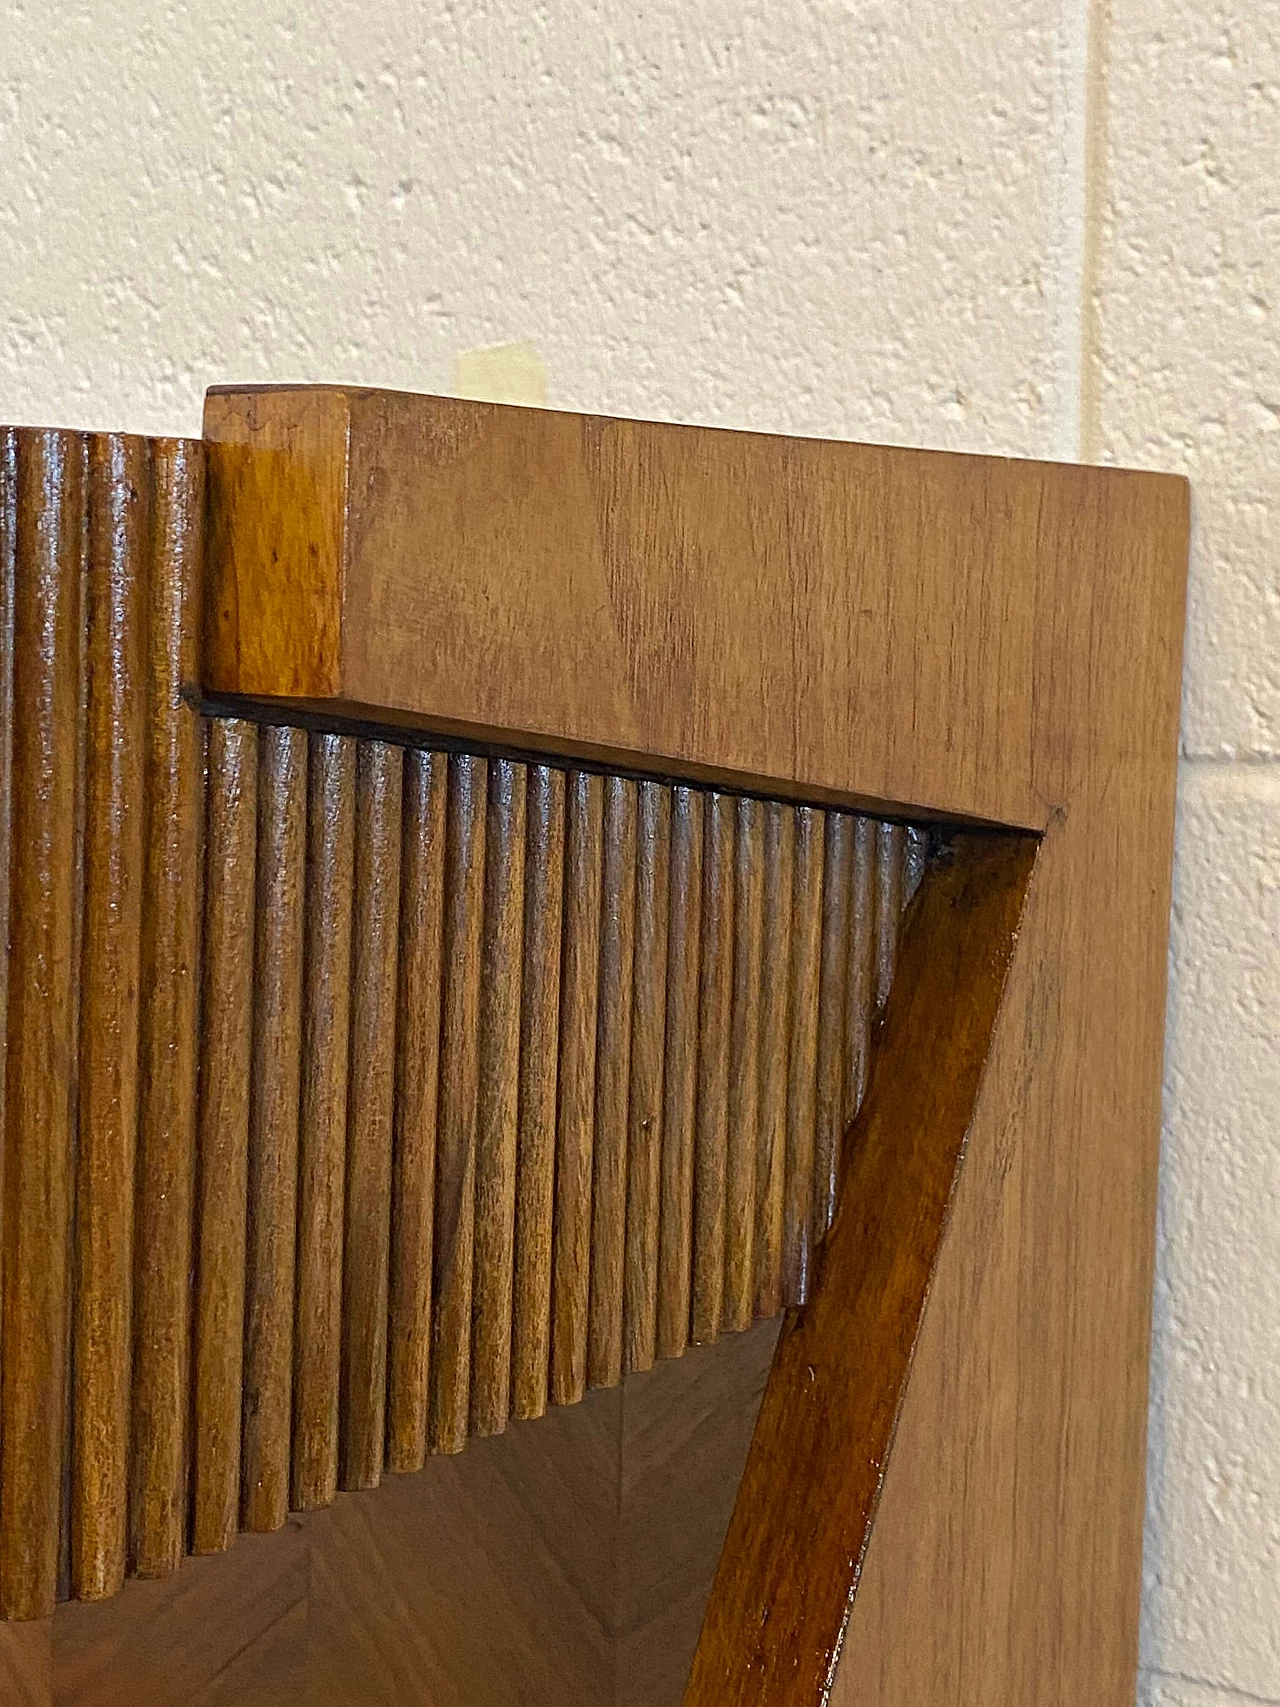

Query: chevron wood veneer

[0,423,922,1622]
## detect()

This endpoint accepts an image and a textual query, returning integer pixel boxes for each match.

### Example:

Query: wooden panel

[201,386,1176,834]
[685,832,1036,1703]
[47,1315,779,1707]
[0,397,1188,1707]
[0,433,904,1604]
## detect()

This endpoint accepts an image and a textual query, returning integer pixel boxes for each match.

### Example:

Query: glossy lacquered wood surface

[685,831,1036,1703]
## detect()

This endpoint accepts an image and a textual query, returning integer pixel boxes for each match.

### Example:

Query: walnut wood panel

[0,420,916,1623]
[33,1319,778,1706]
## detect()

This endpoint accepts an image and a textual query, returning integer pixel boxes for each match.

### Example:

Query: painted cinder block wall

[2,3,1277,1702]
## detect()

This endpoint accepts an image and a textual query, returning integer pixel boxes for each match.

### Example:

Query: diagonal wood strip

[685,829,1038,1705]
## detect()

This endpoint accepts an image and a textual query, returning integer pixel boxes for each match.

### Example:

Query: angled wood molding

[0,392,1188,1707]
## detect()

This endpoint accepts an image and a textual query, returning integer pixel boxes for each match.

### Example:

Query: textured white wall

[1,3,1277,1702]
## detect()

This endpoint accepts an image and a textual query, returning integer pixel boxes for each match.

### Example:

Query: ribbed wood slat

[387,748,447,1471]
[510,765,565,1420]
[129,440,205,1579]
[587,776,637,1391]
[0,424,926,1612]
[191,717,257,1554]
[471,760,527,1436]
[72,437,147,1602]
[341,741,404,1490]
[292,733,355,1510]
[622,781,670,1376]
[551,772,605,1406]
[242,724,306,1534]
[2,430,83,1620]
[430,754,487,1455]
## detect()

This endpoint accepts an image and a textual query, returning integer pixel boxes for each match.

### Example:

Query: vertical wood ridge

[387,748,447,1471]
[0,428,927,1615]
[191,716,257,1554]
[292,733,355,1510]
[71,436,147,1601]
[2,430,83,1619]
[471,760,527,1436]
[510,765,565,1420]
[340,741,403,1490]
[622,781,670,1376]
[587,776,637,1391]
[241,724,306,1534]
[430,754,486,1455]
[129,438,204,1577]
[551,772,604,1407]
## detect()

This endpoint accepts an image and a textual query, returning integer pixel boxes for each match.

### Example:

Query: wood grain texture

[623,782,671,1376]
[657,786,703,1361]
[724,797,763,1335]
[340,740,403,1488]
[686,832,1038,1705]
[753,803,794,1319]
[510,765,565,1421]
[242,723,306,1534]
[783,806,824,1307]
[191,717,257,1554]
[588,776,637,1391]
[814,810,852,1243]
[129,439,205,1578]
[72,437,147,1602]
[0,395,1186,1707]
[292,733,355,1510]
[552,772,605,1406]
[387,747,447,1472]
[2,430,83,1620]
[471,759,527,1436]
[430,754,486,1455]
[47,1316,780,1707]
[691,794,734,1346]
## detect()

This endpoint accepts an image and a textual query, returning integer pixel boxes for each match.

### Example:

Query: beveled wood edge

[683,830,1038,1704]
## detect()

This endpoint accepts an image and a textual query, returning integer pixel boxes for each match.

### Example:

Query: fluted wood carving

[0,426,923,1620]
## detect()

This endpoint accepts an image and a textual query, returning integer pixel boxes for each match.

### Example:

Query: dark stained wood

[588,775,637,1391]
[510,764,565,1421]
[551,772,604,1406]
[844,816,876,1125]
[0,1620,50,1706]
[387,747,447,1472]
[724,797,763,1335]
[191,717,258,1555]
[691,794,734,1346]
[2,431,83,1620]
[656,787,703,1361]
[814,810,853,1243]
[129,439,205,1577]
[874,821,905,1015]
[623,781,671,1376]
[48,1310,780,1707]
[241,724,306,1534]
[340,740,403,1488]
[430,754,486,1455]
[685,832,1037,1705]
[72,437,147,1602]
[292,732,355,1510]
[782,806,824,1306]
[752,803,793,1320]
[471,759,527,1436]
